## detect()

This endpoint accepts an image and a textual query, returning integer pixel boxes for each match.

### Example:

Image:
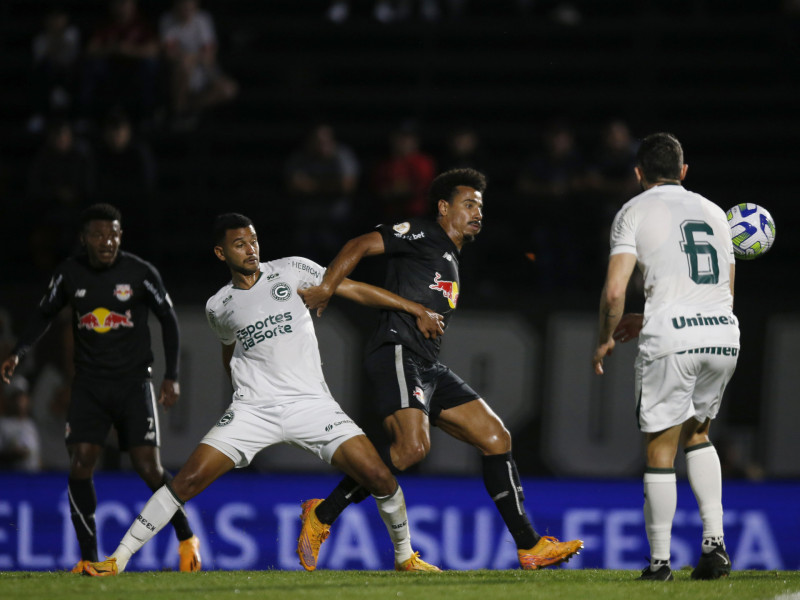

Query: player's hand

[592,340,615,375]
[158,379,180,409]
[613,313,643,344]
[1,354,19,384]
[415,308,444,340]
[298,283,334,317]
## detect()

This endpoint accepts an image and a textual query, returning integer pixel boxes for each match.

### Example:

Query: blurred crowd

[3,0,781,476]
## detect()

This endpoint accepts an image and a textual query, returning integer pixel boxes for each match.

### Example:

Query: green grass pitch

[2,569,800,600]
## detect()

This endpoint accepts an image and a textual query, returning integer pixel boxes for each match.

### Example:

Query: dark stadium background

[1,0,798,478]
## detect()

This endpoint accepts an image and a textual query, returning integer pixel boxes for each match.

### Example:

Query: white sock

[686,443,724,547]
[643,470,677,565]
[113,485,183,572]
[374,485,413,564]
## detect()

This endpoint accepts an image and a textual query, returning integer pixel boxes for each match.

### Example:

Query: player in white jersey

[592,133,738,582]
[83,213,443,576]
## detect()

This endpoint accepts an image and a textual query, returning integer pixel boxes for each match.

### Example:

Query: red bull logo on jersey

[429,272,459,309]
[77,308,134,333]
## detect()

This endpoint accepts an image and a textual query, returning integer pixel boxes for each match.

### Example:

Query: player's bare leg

[436,399,583,570]
[67,443,103,572]
[84,444,234,576]
[382,407,432,471]
[130,445,201,572]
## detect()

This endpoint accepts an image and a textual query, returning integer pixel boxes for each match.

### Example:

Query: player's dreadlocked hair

[80,203,122,230]
[636,132,684,182]
[213,213,253,245]
[429,168,487,208]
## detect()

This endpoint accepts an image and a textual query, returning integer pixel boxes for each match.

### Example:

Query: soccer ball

[726,203,776,260]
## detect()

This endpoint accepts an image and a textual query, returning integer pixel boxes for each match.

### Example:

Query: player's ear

[634,166,643,183]
[213,245,226,262]
[680,164,688,180]
[438,198,448,218]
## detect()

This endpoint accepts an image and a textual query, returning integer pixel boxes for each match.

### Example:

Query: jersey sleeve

[141,262,175,315]
[609,203,638,257]
[205,297,236,345]
[12,266,70,360]
[376,220,425,256]
[287,257,326,289]
[140,261,180,379]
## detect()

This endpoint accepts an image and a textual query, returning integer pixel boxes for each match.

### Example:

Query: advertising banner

[0,473,797,571]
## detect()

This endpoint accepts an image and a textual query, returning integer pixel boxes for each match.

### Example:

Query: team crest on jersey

[114,284,132,301]
[271,282,292,301]
[216,410,234,427]
[393,222,411,235]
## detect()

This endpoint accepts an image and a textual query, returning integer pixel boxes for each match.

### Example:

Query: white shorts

[635,347,738,433]
[200,398,365,468]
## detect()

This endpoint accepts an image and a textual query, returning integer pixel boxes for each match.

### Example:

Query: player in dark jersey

[0,204,201,573]
[296,168,584,570]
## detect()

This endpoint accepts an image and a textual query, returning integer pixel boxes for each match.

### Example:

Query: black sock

[68,477,98,561]
[315,476,371,525]
[482,452,539,549]
[146,471,194,541]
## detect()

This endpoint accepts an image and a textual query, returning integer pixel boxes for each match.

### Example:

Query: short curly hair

[80,203,122,230]
[428,168,487,209]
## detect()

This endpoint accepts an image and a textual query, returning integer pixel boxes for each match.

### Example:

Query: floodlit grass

[2,569,799,600]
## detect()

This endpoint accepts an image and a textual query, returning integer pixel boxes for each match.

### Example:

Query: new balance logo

[75,289,86,297]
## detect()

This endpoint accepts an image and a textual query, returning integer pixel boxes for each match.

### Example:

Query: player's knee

[392,441,429,471]
[70,452,97,477]
[484,426,512,454]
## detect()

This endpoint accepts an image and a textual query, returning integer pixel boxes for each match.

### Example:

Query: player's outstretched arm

[303,232,386,316]
[333,279,444,340]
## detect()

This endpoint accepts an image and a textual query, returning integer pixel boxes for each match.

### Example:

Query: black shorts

[66,374,160,450]
[365,343,480,423]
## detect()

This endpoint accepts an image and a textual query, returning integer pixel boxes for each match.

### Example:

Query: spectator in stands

[438,125,489,175]
[327,0,447,23]
[27,120,95,271]
[372,123,436,221]
[94,110,157,253]
[583,119,640,277]
[28,7,81,134]
[285,123,360,262]
[159,0,238,130]
[585,119,640,209]
[0,383,42,472]
[515,120,586,290]
[79,0,160,124]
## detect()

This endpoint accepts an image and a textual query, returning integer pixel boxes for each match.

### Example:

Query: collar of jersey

[232,264,265,290]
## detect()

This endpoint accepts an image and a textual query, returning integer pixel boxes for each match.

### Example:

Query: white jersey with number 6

[205,257,331,407]
[610,184,739,359]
